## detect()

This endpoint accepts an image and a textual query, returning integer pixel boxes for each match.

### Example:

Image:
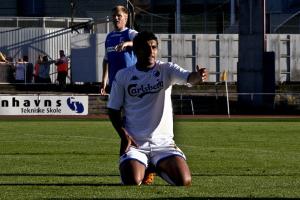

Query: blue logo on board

[67,97,84,113]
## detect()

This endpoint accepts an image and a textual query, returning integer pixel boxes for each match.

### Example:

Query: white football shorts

[119,143,186,168]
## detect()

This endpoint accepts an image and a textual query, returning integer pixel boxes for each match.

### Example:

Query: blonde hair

[112,5,128,15]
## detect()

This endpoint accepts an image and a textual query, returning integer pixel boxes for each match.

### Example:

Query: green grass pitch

[0,118,299,199]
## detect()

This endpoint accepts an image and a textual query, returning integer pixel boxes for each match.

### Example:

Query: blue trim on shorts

[120,158,147,168]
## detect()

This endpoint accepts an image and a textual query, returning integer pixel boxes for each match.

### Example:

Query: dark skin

[108,38,207,186]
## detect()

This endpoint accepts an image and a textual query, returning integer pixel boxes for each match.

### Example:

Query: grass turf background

[0,118,299,199]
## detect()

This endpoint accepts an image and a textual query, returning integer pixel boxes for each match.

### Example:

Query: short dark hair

[42,55,48,61]
[133,31,158,54]
[23,55,28,62]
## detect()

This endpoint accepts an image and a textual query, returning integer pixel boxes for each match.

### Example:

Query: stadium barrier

[1,92,299,116]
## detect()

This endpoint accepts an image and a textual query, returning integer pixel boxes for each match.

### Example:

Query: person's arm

[55,57,68,65]
[115,29,137,52]
[100,59,109,95]
[115,41,133,52]
[108,108,137,155]
[187,65,208,85]
[55,58,62,65]
[45,60,56,65]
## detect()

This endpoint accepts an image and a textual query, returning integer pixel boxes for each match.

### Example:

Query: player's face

[136,39,158,68]
[112,11,127,31]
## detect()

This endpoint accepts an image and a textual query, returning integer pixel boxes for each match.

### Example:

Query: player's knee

[181,175,192,186]
[121,176,143,186]
[160,171,191,186]
[175,174,192,186]
[131,177,143,185]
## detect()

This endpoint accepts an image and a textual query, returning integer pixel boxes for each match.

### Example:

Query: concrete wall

[72,33,300,83]
[155,34,299,83]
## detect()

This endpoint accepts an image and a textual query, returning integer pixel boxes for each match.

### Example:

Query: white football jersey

[107,60,190,146]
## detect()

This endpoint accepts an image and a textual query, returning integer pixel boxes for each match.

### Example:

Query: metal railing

[171,92,300,115]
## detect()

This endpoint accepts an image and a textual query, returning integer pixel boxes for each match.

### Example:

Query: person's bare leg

[156,156,191,186]
[120,159,146,185]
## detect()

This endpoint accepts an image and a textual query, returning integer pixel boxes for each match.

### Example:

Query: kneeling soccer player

[107,31,207,186]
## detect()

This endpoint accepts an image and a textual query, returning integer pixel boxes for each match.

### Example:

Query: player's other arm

[187,65,208,85]
[55,59,63,65]
[108,108,137,155]
[115,41,133,52]
[100,59,109,95]
[115,30,137,52]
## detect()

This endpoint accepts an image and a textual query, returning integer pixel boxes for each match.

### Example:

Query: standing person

[100,5,138,95]
[38,55,53,83]
[55,50,68,89]
[23,55,34,83]
[107,31,208,186]
[34,55,43,83]
[14,58,25,83]
[5,56,15,83]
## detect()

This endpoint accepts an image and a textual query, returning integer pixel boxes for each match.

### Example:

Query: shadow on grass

[0,173,121,186]
[0,183,121,186]
[42,198,300,200]
[0,173,118,177]
[192,173,300,177]
[2,172,299,177]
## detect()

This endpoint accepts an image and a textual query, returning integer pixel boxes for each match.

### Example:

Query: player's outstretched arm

[108,108,137,155]
[187,65,208,85]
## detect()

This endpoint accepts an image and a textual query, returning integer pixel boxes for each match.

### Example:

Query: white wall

[1,28,299,83]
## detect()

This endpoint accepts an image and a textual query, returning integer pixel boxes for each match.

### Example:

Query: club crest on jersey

[128,81,163,98]
[130,75,139,81]
[153,70,160,77]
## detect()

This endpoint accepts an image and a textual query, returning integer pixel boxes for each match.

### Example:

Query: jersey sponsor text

[128,81,163,98]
